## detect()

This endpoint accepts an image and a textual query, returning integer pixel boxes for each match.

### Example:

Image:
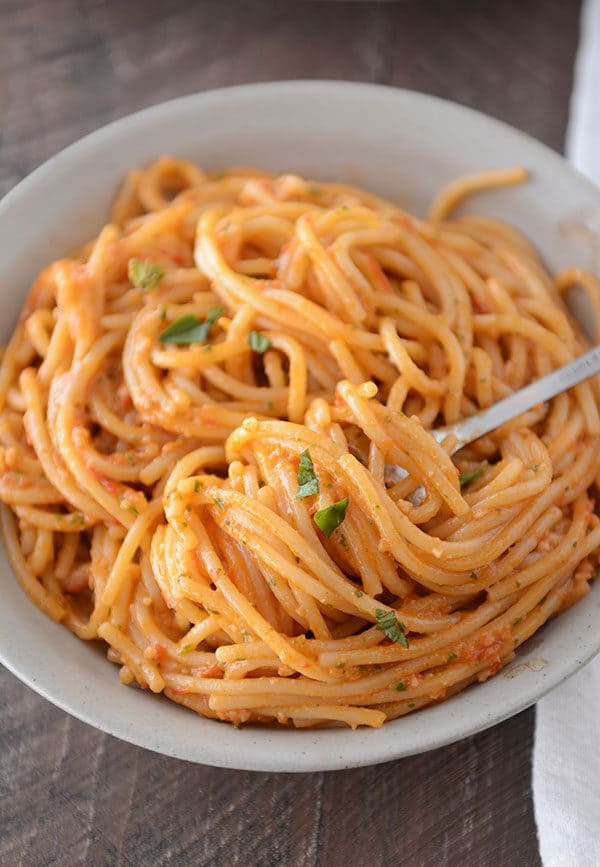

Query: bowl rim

[2,79,600,772]
[3,78,598,221]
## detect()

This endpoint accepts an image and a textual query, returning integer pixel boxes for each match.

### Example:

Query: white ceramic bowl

[2,81,600,772]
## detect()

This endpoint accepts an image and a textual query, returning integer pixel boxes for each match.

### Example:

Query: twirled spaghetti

[2,156,600,729]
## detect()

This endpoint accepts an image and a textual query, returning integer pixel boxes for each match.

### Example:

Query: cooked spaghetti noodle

[2,157,600,729]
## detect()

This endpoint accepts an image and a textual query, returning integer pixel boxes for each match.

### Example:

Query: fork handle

[435,344,600,454]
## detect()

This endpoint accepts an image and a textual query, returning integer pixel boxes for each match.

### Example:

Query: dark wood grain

[0,1,583,865]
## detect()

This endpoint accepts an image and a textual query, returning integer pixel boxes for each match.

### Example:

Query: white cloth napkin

[533,1,600,864]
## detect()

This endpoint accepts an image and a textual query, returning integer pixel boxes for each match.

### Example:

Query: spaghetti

[2,156,600,729]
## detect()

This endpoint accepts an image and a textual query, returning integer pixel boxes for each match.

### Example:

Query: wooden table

[0,1,583,864]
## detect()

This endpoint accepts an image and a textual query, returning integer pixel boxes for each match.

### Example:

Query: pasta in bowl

[3,154,600,731]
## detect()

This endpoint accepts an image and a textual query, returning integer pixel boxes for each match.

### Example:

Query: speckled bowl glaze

[2,81,600,771]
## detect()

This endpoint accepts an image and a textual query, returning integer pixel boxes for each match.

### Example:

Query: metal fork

[385,344,600,486]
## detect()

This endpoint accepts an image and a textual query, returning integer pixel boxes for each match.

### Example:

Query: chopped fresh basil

[375,608,409,648]
[295,449,319,499]
[128,258,164,290]
[159,306,224,344]
[313,497,349,537]
[459,460,488,488]
[247,330,271,353]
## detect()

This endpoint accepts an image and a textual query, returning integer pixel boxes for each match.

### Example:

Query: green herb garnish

[395,681,407,691]
[295,448,319,499]
[159,306,224,344]
[247,330,271,353]
[375,608,409,648]
[313,497,349,537]
[459,461,488,488]
[128,258,164,290]
[213,496,225,510]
